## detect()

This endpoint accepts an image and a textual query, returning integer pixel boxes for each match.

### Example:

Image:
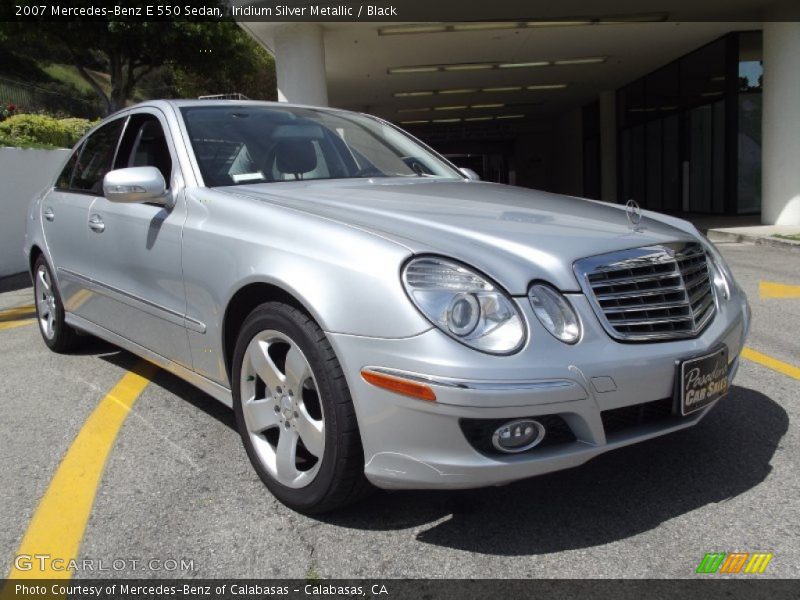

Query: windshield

[180,105,463,187]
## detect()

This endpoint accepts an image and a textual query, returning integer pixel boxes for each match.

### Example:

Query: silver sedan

[25,100,750,513]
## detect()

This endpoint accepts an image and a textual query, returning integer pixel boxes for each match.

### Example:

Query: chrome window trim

[573,242,717,342]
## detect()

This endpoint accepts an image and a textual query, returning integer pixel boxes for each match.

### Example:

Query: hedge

[0,114,94,149]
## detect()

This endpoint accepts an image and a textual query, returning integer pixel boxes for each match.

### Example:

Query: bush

[58,117,94,142]
[0,113,93,148]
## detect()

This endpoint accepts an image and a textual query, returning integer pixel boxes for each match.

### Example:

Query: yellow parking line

[6,361,157,579]
[742,347,800,381]
[759,281,800,299]
[0,319,36,331]
[0,305,36,323]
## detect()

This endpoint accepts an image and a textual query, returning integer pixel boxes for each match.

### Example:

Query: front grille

[601,398,678,436]
[574,242,716,341]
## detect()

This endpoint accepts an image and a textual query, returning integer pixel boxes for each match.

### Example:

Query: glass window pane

[71,119,124,194]
[55,143,82,190]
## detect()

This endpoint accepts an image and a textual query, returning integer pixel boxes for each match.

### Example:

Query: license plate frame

[677,346,729,416]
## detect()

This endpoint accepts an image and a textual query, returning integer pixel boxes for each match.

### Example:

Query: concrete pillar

[273,24,328,106]
[762,17,800,224]
[599,91,618,203]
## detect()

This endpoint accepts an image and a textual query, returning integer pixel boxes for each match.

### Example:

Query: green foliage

[10,4,277,113]
[57,117,94,141]
[0,114,93,148]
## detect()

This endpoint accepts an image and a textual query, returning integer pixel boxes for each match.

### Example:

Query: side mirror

[459,167,481,181]
[103,167,167,204]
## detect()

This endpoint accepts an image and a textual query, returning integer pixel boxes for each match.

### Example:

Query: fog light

[491,419,545,453]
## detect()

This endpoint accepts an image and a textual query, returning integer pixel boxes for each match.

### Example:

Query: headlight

[402,257,526,354]
[528,283,581,344]
[701,239,735,300]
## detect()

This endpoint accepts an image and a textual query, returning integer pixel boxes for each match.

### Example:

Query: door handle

[88,214,105,233]
[43,207,55,222]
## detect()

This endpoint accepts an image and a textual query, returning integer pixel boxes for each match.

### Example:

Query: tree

[22,2,275,113]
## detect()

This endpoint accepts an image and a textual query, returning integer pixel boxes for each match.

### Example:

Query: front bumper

[327,289,749,490]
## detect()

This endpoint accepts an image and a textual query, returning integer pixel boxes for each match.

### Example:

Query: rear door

[44,118,125,320]
[84,108,191,367]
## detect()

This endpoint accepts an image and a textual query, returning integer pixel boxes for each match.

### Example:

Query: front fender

[181,188,432,383]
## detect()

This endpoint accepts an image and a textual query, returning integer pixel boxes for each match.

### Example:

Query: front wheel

[231,302,369,513]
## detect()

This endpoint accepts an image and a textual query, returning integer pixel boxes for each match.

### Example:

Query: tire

[232,302,370,514]
[32,255,82,353]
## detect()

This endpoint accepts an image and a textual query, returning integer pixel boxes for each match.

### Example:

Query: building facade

[240,4,800,224]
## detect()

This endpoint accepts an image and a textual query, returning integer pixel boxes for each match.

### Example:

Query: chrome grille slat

[603,299,691,314]
[574,242,717,342]
[606,316,694,327]
[589,271,681,287]
[595,285,687,301]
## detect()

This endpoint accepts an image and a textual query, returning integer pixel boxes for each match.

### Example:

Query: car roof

[118,99,361,117]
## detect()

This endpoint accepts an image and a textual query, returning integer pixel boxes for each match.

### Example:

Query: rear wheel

[232,302,369,513]
[33,256,81,353]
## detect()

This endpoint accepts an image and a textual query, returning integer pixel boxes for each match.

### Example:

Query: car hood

[226,178,698,294]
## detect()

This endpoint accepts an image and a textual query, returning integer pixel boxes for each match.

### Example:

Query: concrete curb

[708,229,800,252]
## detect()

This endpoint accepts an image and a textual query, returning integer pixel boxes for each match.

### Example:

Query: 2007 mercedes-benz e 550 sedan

[26,100,750,513]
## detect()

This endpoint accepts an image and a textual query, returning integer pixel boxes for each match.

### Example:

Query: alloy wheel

[35,264,57,340]
[239,330,325,489]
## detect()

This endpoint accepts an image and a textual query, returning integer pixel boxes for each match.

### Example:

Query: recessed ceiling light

[482,86,523,92]
[434,105,469,111]
[472,103,504,109]
[400,120,431,124]
[450,22,522,32]
[526,84,568,90]
[524,20,592,27]
[465,116,494,122]
[553,57,606,65]
[379,15,667,36]
[397,107,431,113]
[496,114,525,119]
[433,118,462,123]
[380,25,447,35]
[388,66,439,74]
[498,61,550,69]
[439,88,478,95]
[393,91,435,97]
[389,57,607,75]
[443,63,494,71]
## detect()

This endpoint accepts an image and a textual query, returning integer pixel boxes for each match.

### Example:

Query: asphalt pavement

[0,241,797,579]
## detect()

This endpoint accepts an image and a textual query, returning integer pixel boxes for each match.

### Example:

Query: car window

[181,106,462,187]
[115,114,173,187]
[54,141,83,190]
[70,118,125,194]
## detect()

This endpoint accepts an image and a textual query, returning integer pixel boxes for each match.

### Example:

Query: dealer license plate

[678,347,729,416]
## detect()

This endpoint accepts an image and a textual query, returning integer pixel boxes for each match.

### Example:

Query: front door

[85,109,191,367]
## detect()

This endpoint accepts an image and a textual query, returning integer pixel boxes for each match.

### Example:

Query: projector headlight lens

[402,257,526,354]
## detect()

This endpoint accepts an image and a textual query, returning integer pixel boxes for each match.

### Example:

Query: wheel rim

[240,330,325,489]
[35,265,57,340]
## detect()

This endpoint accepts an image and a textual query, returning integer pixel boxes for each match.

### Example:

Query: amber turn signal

[361,369,437,402]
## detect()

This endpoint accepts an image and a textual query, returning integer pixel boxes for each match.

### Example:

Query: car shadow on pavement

[89,344,788,556]
[320,384,788,555]
[97,345,237,430]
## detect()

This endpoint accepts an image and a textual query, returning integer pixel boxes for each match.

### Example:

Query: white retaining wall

[0,147,70,277]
